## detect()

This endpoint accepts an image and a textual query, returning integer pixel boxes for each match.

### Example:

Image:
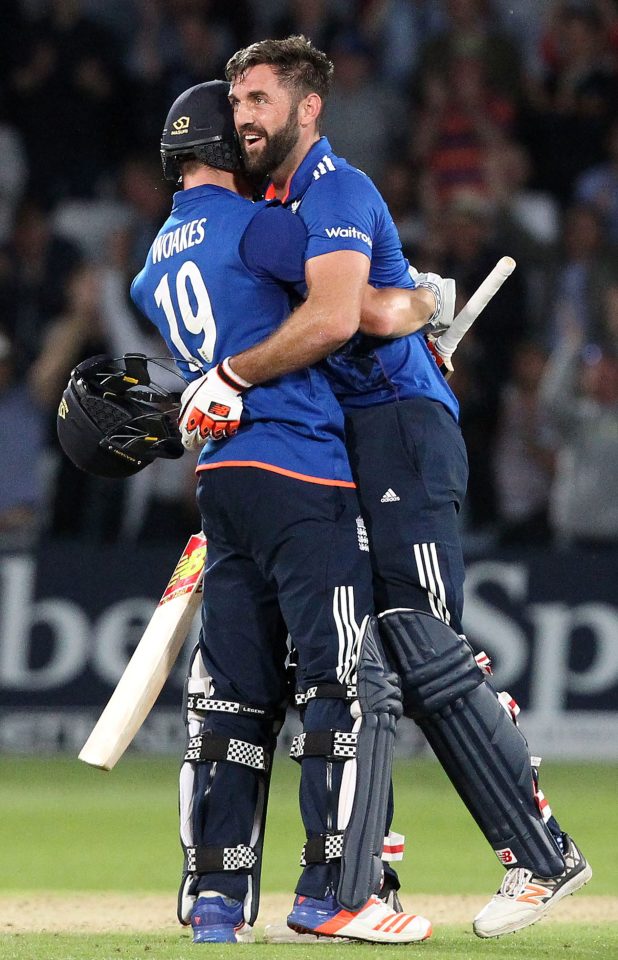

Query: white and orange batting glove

[178,358,251,450]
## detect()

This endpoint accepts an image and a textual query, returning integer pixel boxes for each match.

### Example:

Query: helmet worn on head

[160,80,241,180]
[57,354,184,478]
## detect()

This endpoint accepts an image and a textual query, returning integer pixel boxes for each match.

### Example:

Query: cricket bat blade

[78,532,207,771]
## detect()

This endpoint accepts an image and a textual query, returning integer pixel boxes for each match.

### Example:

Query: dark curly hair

[226,35,334,122]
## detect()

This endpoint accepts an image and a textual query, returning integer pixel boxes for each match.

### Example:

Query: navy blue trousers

[345,397,469,632]
[190,466,374,900]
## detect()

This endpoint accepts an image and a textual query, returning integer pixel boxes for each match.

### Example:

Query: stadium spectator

[27,262,104,410]
[417,0,521,97]
[492,0,546,80]
[271,0,345,52]
[484,139,560,323]
[412,55,515,210]
[8,0,126,202]
[522,1,618,202]
[323,31,399,183]
[377,159,424,257]
[115,155,173,273]
[602,281,618,351]
[0,197,82,372]
[0,329,45,547]
[493,342,556,545]
[27,260,114,540]
[544,202,615,348]
[358,0,445,89]
[485,139,561,250]
[0,95,27,244]
[541,327,618,548]
[574,118,618,244]
[163,9,235,103]
[439,192,528,530]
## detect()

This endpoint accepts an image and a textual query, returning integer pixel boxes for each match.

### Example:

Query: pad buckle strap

[498,690,520,724]
[290,729,357,762]
[530,756,552,822]
[474,650,493,676]
[186,694,271,718]
[382,830,405,862]
[300,832,345,866]
[186,844,257,874]
[184,732,269,771]
[295,683,357,707]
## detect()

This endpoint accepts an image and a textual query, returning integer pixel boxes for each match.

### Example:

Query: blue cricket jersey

[131,183,354,486]
[265,137,459,420]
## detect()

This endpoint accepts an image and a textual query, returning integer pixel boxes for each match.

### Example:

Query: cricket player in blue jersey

[131,80,434,945]
[172,37,590,940]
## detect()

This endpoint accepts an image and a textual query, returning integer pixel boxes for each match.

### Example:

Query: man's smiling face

[229,64,302,183]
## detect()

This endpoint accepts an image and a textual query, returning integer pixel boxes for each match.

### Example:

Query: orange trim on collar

[264,183,290,203]
[196,460,356,487]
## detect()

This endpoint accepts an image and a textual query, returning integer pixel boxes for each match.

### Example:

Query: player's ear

[298,92,322,129]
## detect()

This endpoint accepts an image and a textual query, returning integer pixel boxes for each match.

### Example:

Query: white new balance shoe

[473,836,592,938]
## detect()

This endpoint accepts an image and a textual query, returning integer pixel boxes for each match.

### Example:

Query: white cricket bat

[79,532,207,771]
[428,256,516,379]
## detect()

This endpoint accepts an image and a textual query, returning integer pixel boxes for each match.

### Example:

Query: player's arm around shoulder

[360,269,457,340]
[228,248,369,385]
[360,285,436,338]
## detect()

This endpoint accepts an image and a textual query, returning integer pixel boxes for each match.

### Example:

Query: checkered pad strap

[295,683,357,707]
[186,844,257,874]
[186,694,272,718]
[300,832,345,866]
[290,729,358,762]
[184,733,269,771]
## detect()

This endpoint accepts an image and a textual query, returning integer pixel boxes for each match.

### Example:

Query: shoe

[190,891,254,943]
[287,893,432,943]
[263,883,403,943]
[380,884,403,913]
[473,836,592,938]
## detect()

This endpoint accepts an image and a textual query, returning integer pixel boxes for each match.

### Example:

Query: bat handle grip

[426,336,454,379]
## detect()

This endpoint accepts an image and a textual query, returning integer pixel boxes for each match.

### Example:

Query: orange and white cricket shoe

[286,893,432,943]
[473,836,592,938]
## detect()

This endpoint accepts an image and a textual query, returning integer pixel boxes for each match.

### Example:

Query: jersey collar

[264,137,334,205]
[172,183,242,210]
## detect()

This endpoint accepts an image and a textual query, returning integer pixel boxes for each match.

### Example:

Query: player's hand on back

[408,266,456,336]
[178,359,250,449]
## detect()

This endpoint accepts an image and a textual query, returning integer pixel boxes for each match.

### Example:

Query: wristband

[220,357,252,392]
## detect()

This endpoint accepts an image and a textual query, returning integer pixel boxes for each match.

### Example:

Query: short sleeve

[301,171,379,262]
[240,204,307,284]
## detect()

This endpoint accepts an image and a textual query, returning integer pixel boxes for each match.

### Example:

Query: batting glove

[178,358,251,450]
[408,266,456,336]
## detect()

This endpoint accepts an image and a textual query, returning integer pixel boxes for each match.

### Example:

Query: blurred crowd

[1,0,617,551]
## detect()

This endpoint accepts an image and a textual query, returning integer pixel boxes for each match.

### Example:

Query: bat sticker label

[160,533,207,606]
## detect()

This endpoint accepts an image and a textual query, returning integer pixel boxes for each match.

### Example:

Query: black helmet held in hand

[160,80,242,181]
[57,354,185,478]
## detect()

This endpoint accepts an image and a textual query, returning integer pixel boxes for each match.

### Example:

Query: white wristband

[221,357,253,391]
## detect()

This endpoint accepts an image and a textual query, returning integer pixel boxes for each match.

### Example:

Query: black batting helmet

[160,80,241,181]
[57,354,185,478]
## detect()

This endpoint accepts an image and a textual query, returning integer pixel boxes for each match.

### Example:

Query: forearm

[230,249,368,385]
[360,286,435,337]
[230,298,357,385]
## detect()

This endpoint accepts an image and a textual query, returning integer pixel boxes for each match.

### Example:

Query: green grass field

[0,757,616,959]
